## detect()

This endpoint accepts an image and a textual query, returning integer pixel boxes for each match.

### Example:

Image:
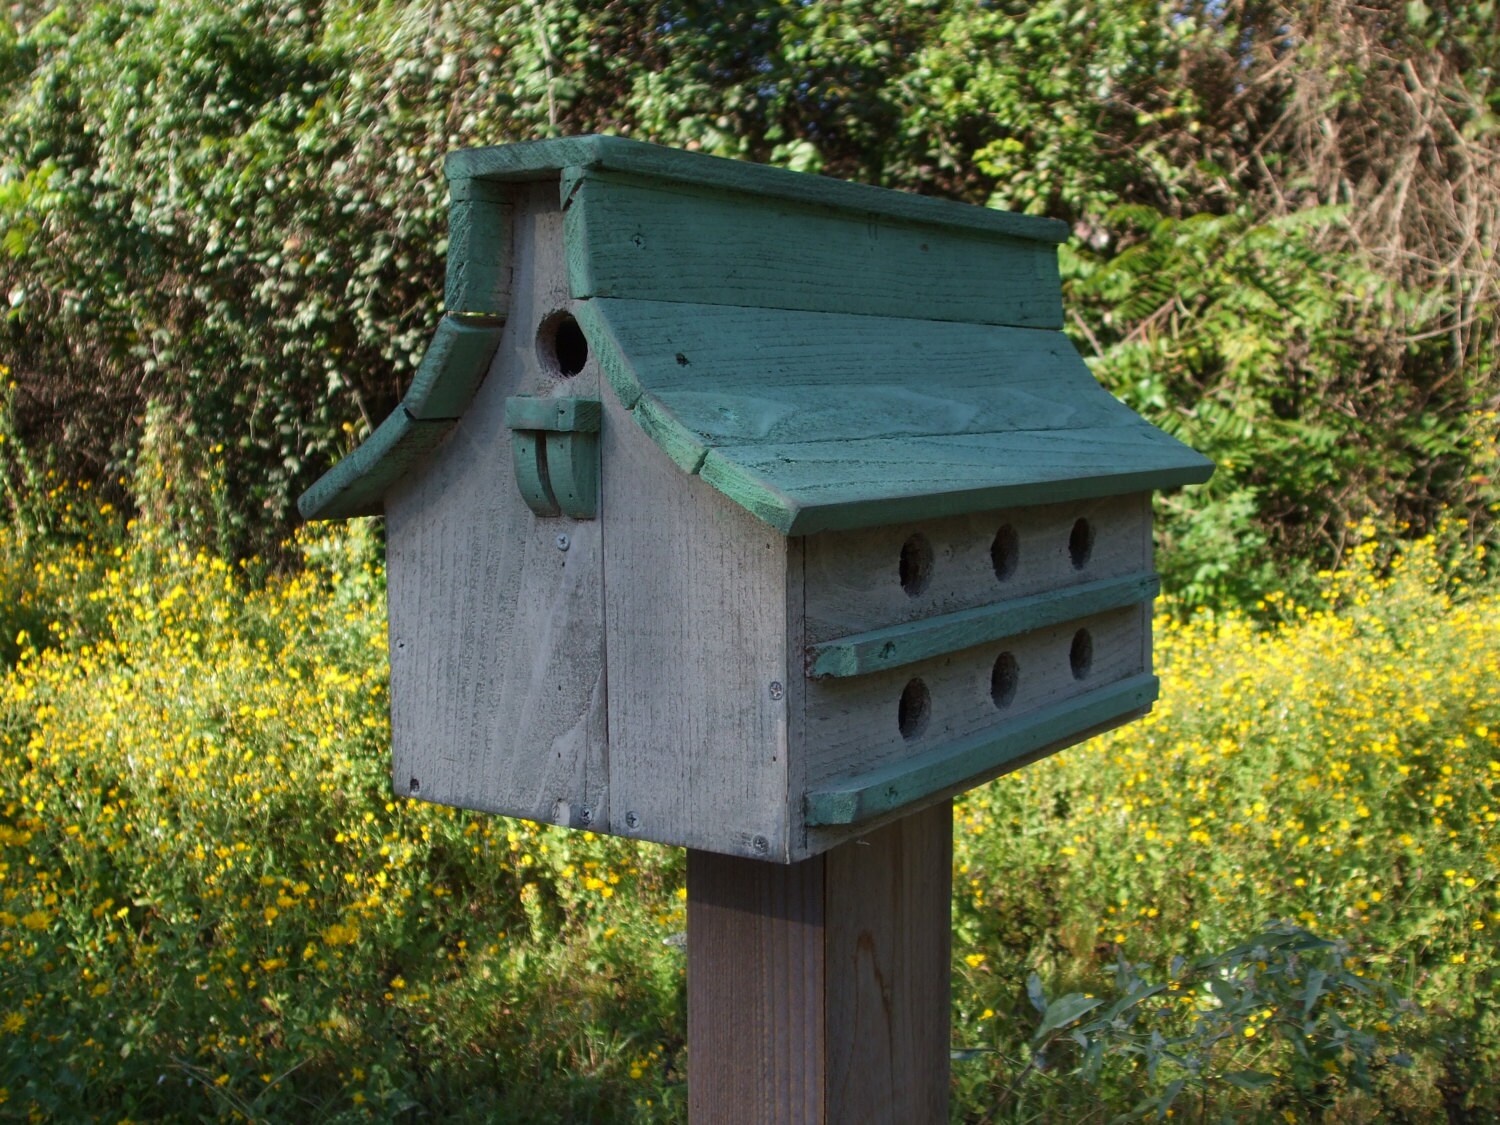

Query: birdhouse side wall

[599,381,798,860]
[790,496,1156,858]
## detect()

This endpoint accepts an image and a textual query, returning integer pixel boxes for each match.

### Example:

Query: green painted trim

[571,300,643,408]
[563,169,1062,328]
[504,396,602,432]
[580,297,1215,534]
[299,313,504,521]
[445,178,511,316]
[510,430,560,517]
[405,316,506,421]
[631,395,709,474]
[505,397,602,518]
[447,135,1068,246]
[699,444,1214,537]
[297,408,450,520]
[808,573,1161,679]
[804,674,1160,826]
[546,431,599,518]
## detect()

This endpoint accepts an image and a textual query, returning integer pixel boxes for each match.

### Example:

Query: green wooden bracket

[804,673,1159,827]
[808,572,1161,679]
[505,396,602,519]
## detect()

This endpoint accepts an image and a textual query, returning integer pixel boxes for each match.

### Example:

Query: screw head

[752,835,770,854]
[408,777,421,795]
[555,533,571,551]
[578,805,594,826]
[625,811,640,829]
[769,681,785,701]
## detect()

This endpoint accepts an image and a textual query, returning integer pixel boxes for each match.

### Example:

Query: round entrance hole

[899,533,933,597]
[898,678,931,741]
[538,311,589,377]
[991,651,1019,709]
[991,524,1019,581]
[1069,628,1093,680]
[1069,517,1095,570]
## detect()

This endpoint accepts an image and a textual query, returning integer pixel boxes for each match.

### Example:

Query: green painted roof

[301,136,1212,528]
[578,299,1213,535]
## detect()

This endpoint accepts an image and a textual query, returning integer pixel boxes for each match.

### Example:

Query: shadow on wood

[687,801,953,1124]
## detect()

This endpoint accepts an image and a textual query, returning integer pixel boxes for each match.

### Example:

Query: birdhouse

[300,136,1213,862]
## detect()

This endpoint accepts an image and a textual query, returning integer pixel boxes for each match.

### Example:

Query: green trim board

[576,298,1215,535]
[562,170,1062,329]
[297,406,452,521]
[808,572,1161,679]
[445,178,511,316]
[504,395,602,433]
[447,135,1067,246]
[299,314,504,520]
[804,673,1160,826]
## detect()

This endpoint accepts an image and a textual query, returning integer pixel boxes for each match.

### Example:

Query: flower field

[0,511,1496,1122]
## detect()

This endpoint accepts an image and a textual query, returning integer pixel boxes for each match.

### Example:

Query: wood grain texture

[687,801,952,1124]
[600,377,793,858]
[701,428,1214,536]
[808,572,1160,678]
[804,674,1158,825]
[575,297,1213,535]
[545,430,599,519]
[801,603,1150,793]
[822,800,952,1125]
[802,496,1153,645]
[449,133,1066,245]
[384,181,608,831]
[445,177,512,315]
[299,316,505,521]
[564,171,1062,329]
[403,315,508,422]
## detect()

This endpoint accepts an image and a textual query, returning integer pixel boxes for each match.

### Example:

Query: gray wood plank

[601,379,793,859]
[801,496,1153,645]
[793,601,1149,858]
[565,171,1062,329]
[805,674,1158,825]
[384,181,608,831]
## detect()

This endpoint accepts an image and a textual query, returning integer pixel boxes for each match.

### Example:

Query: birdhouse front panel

[383,181,610,832]
[299,136,1214,862]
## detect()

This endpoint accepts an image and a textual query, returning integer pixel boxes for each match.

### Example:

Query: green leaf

[1033,993,1104,1042]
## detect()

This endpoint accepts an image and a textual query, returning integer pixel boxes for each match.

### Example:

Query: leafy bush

[1,0,1496,590]
[1,510,1496,1121]
[0,514,688,1122]
[952,519,1500,1120]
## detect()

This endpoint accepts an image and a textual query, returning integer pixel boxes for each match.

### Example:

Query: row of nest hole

[896,629,1094,741]
[900,520,1095,598]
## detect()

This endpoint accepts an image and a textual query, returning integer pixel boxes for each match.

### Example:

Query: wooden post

[687,800,953,1124]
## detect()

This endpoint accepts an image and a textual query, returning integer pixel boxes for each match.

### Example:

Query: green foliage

[1,513,1496,1120]
[1001,925,1414,1122]
[951,522,1500,1120]
[1,0,1497,587]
